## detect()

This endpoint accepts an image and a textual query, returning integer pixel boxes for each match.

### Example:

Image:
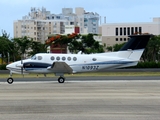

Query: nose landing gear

[7,77,14,84]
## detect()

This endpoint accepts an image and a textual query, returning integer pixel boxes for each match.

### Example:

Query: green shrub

[0,64,7,70]
[133,62,160,68]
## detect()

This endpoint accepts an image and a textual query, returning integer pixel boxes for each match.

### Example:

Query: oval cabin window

[67,57,71,61]
[73,57,77,61]
[38,56,42,60]
[51,56,55,61]
[56,56,60,61]
[62,57,66,61]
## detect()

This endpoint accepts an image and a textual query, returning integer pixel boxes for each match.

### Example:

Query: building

[14,7,99,43]
[100,17,160,50]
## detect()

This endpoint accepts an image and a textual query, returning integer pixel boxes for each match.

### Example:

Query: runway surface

[0,78,160,120]
[1,76,160,83]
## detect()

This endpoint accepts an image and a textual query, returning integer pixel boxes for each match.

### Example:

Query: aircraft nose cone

[6,64,11,70]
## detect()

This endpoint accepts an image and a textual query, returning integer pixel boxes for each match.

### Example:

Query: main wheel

[58,77,65,83]
[7,77,14,84]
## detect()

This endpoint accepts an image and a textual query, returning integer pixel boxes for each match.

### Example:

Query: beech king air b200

[6,34,153,84]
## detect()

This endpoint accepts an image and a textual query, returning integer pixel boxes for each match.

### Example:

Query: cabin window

[38,56,42,60]
[92,58,97,61]
[56,56,60,61]
[62,56,66,61]
[51,56,55,60]
[67,57,71,61]
[73,57,77,61]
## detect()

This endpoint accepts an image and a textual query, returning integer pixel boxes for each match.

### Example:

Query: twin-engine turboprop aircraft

[6,34,153,84]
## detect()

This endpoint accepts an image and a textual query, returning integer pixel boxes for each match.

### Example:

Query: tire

[58,77,65,83]
[7,78,14,84]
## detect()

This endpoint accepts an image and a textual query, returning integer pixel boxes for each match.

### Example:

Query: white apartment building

[100,17,160,49]
[14,7,99,43]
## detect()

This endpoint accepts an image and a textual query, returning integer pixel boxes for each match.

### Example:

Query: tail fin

[119,34,153,51]
[118,34,153,60]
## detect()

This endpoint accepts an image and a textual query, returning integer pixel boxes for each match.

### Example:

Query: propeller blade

[21,55,24,77]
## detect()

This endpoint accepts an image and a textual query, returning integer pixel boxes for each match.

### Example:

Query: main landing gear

[58,76,65,83]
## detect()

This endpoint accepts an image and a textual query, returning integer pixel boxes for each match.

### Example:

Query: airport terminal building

[100,17,160,49]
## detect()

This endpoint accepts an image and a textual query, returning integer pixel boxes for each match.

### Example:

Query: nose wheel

[58,77,65,83]
[7,77,14,84]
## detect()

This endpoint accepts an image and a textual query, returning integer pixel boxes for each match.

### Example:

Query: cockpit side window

[31,55,36,60]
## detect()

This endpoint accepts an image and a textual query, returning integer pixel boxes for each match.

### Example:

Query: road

[0,78,160,120]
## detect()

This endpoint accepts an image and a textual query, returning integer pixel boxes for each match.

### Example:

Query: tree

[142,35,160,62]
[68,34,104,54]
[12,36,31,60]
[0,31,12,64]
[106,42,126,52]
[29,41,47,56]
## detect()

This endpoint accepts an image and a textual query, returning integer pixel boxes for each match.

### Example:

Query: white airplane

[6,34,153,84]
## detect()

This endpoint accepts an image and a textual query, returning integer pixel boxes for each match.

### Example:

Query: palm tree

[29,41,47,56]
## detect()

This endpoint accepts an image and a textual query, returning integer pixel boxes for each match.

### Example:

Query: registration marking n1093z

[82,66,99,70]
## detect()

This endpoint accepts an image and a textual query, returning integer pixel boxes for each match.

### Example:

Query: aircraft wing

[47,62,73,74]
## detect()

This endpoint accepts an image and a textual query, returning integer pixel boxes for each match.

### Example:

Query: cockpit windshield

[31,55,36,60]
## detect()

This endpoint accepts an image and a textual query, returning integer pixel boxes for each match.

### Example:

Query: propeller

[21,54,24,77]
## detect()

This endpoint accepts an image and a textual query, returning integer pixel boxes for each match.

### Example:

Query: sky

[0,0,160,38]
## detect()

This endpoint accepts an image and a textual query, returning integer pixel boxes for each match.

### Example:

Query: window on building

[120,38,122,41]
[124,38,126,41]
[131,27,134,35]
[115,28,118,36]
[116,38,118,41]
[139,27,142,33]
[120,28,122,36]
[135,27,138,33]
[127,27,130,35]
[124,28,126,35]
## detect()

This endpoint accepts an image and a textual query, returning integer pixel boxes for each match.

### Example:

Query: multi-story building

[14,7,99,43]
[100,17,160,49]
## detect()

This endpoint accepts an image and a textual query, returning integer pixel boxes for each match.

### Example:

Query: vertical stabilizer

[118,34,153,60]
